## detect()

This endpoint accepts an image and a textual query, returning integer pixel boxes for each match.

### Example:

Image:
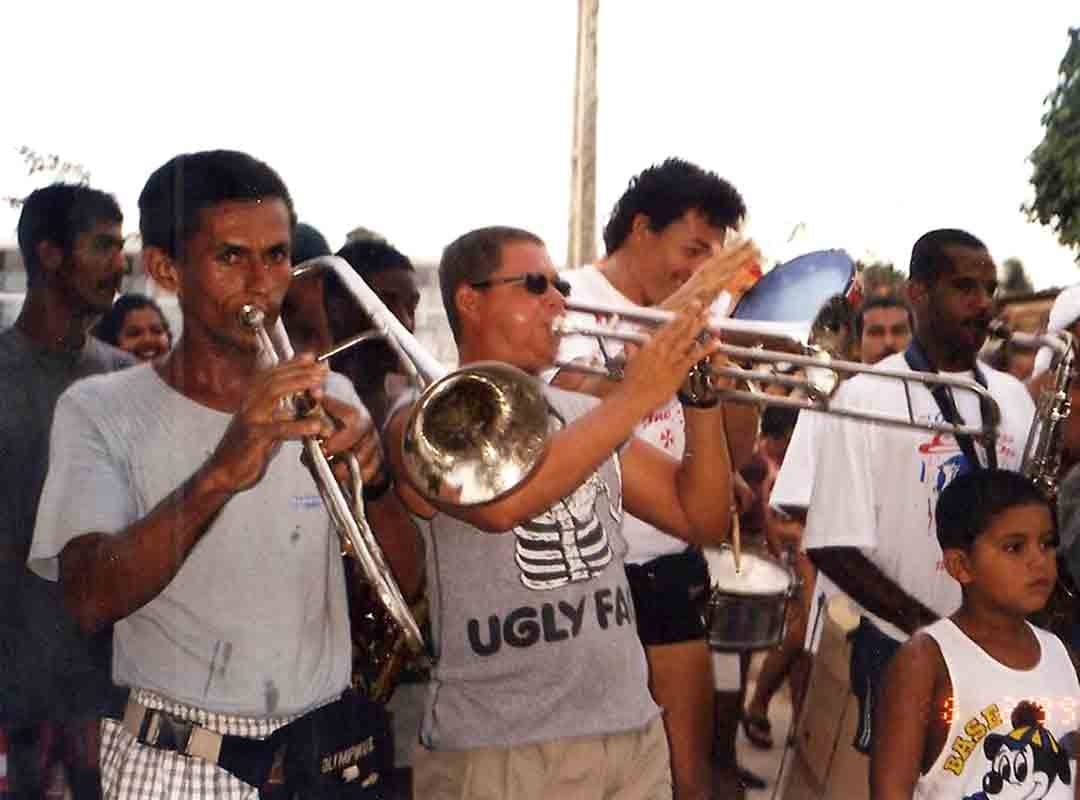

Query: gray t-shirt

[419,384,659,750]
[29,364,352,718]
[0,326,132,724]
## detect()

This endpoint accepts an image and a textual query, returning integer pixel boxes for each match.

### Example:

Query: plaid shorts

[99,689,297,800]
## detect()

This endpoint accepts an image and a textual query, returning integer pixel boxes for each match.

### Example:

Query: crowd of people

[2,150,1080,800]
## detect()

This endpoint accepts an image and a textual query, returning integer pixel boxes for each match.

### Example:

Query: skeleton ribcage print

[513,469,617,590]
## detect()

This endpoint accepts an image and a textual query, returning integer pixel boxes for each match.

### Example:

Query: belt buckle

[155,714,195,753]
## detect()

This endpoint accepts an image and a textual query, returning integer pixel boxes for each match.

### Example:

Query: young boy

[871,469,1080,799]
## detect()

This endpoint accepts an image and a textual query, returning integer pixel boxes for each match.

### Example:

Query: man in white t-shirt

[547,158,761,799]
[801,228,1035,760]
[28,150,422,798]
[747,292,914,747]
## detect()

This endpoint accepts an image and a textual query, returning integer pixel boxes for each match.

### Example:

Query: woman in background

[93,293,172,361]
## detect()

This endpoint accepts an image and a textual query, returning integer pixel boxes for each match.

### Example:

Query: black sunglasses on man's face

[469,272,571,298]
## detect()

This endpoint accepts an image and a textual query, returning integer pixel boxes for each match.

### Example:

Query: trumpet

[556,298,1002,444]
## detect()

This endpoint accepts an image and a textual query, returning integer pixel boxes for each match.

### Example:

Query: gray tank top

[418,384,659,750]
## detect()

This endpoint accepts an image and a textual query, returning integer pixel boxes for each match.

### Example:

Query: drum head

[705,548,790,596]
[733,249,855,323]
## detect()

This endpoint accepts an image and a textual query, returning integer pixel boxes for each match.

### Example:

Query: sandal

[742,713,774,749]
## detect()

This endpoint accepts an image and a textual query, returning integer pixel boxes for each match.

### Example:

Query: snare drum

[703,546,794,652]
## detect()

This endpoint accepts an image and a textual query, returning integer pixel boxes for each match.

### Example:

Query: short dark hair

[326,238,415,314]
[854,293,914,340]
[936,469,1050,551]
[602,158,746,254]
[811,293,854,336]
[92,292,172,346]
[292,222,331,265]
[439,226,544,342]
[17,183,122,286]
[761,406,799,439]
[336,238,414,280]
[138,150,296,260]
[909,229,986,286]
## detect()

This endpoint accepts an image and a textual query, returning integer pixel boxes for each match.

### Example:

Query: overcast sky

[2,1,1078,289]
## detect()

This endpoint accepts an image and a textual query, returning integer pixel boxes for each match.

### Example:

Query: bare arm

[389,303,722,531]
[808,546,937,635]
[724,401,760,471]
[870,632,948,799]
[60,357,374,635]
[621,403,732,545]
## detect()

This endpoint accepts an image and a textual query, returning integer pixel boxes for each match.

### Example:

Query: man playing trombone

[384,225,756,799]
[27,150,421,799]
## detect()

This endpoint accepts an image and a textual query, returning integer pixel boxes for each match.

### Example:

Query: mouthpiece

[240,304,266,329]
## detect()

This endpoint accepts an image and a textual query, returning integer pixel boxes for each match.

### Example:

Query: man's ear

[942,547,974,586]
[455,283,483,330]
[629,213,652,244]
[35,239,64,278]
[143,247,180,295]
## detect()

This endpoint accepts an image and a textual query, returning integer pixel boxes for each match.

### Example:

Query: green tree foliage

[1024,28,1080,260]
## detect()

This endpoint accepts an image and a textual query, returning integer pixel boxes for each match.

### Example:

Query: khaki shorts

[412,716,672,800]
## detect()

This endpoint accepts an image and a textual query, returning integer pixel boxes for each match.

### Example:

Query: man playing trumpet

[384,225,756,799]
[28,149,420,798]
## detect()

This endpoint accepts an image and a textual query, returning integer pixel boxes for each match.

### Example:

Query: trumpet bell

[402,361,550,506]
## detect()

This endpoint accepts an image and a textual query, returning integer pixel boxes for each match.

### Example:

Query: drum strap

[903,338,996,471]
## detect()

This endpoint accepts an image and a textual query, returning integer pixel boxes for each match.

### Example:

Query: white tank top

[915,618,1080,800]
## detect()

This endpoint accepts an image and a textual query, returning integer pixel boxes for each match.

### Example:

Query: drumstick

[731,506,742,574]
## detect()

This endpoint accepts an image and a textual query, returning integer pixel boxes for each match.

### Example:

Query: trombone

[239,300,427,660]
[556,298,1002,446]
[245,255,543,699]
[293,256,552,509]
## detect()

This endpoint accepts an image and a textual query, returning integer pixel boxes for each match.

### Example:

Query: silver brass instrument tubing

[239,302,426,656]
[991,324,1076,500]
[554,302,1002,443]
[292,256,551,509]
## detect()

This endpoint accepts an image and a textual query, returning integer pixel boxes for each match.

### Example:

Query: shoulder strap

[903,339,997,471]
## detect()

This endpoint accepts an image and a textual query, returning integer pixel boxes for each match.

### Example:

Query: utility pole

[566,0,599,269]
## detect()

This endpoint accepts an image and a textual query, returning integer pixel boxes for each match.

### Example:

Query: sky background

[2,1,1079,290]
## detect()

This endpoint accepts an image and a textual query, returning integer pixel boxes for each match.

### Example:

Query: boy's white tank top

[915,618,1080,799]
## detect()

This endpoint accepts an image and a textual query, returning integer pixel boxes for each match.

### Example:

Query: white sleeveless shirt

[542,265,687,564]
[915,618,1080,799]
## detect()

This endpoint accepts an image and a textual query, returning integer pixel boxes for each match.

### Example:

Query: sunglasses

[470,272,571,298]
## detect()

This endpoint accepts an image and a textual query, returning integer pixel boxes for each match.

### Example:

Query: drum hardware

[770,591,829,800]
[703,545,796,653]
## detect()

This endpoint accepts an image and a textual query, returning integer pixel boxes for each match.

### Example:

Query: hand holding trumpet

[207,353,385,496]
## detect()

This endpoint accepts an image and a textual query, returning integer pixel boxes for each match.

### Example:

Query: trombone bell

[402,361,550,506]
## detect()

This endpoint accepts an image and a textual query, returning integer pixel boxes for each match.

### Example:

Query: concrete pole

[566,0,599,269]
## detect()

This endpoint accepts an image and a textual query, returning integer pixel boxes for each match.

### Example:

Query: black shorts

[625,548,710,647]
